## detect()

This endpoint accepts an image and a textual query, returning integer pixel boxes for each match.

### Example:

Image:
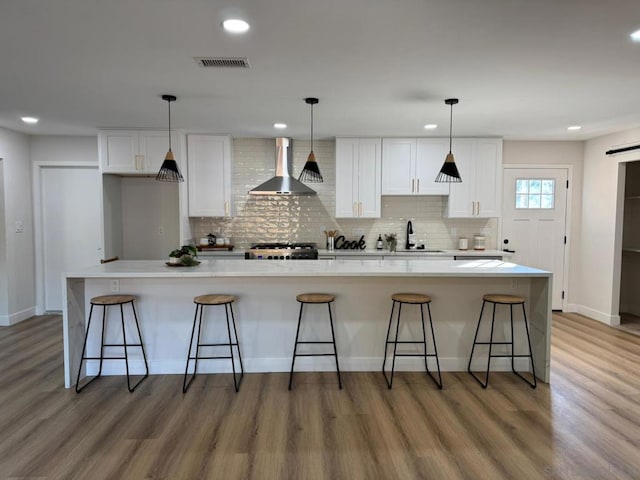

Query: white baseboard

[564,303,579,313]
[0,307,36,326]
[575,304,620,326]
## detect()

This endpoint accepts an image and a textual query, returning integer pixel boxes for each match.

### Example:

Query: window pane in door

[516,179,529,193]
[529,195,541,208]
[542,180,554,194]
[541,194,554,208]
[516,194,529,208]
[529,179,542,193]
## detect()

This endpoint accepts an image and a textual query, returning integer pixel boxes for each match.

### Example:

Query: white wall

[577,127,640,324]
[0,159,7,317]
[502,140,584,307]
[30,135,97,164]
[0,127,35,325]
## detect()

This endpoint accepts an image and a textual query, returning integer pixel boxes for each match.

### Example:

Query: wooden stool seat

[90,294,135,305]
[482,294,525,304]
[391,293,431,304]
[194,294,236,305]
[296,293,335,304]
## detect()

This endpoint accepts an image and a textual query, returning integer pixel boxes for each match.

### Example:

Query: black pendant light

[298,97,323,183]
[156,94,184,182]
[435,98,462,183]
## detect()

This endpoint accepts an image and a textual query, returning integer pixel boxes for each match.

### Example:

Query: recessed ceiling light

[630,29,640,42]
[222,19,250,34]
[21,116,39,124]
[424,124,438,130]
[274,123,287,129]
[567,125,582,131]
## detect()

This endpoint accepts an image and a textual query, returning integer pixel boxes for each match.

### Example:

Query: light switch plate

[15,221,24,233]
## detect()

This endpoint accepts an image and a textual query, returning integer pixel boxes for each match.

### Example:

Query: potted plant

[168,245,199,266]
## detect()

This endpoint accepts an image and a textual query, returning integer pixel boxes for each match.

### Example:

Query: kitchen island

[63,258,551,388]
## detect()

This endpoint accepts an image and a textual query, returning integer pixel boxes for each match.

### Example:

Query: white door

[502,168,568,309]
[41,166,101,311]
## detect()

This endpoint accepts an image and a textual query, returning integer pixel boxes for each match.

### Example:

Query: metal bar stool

[75,294,149,393]
[289,293,342,390]
[382,293,443,389]
[468,294,537,389]
[183,294,244,393]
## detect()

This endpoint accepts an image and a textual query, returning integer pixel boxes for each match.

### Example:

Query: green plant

[169,245,198,258]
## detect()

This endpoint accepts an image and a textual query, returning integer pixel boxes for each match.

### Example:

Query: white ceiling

[2,0,640,140]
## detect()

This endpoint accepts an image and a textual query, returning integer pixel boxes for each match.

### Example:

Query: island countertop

[65,258,548,279]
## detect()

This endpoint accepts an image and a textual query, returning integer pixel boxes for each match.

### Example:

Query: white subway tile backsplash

[191,138,497,250]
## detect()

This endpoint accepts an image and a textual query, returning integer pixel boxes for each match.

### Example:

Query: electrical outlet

[158,226,165,237]
[15,221,24,233]
[110,280,120,292]
[511,279,518,289]
[353,228,365,237]
[451,227,457,237]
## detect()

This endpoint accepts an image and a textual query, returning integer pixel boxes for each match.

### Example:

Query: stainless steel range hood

[249,138,316,195]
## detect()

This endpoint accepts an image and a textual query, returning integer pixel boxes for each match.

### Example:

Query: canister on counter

[458,237,469,250]
[473,235,486,251]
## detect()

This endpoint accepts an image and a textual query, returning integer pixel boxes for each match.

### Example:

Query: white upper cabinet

[187,135,233,217]
[99,130,179,175]
[335,138,381,218]
[381,138,449,195]
[446,138,502,218]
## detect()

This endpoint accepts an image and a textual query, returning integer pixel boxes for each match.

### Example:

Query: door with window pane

[502,168,568,309]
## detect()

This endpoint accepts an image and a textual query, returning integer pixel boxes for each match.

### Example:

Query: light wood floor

[1,312,640,479]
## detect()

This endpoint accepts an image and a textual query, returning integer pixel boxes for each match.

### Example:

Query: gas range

[244,242,319,260]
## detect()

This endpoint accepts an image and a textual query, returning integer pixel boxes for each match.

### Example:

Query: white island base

[64,259,551,388]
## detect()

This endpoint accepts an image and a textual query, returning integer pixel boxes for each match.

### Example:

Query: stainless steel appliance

[244,242,319,260]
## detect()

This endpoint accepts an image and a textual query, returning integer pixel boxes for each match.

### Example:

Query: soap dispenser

[376,234,384,250]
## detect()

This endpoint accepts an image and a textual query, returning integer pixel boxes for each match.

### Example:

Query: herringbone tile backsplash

[191,138,496,250]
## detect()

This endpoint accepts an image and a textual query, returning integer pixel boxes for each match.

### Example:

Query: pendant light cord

[168,100,172,152]
[449,102,453,154]
[310,102,314,152]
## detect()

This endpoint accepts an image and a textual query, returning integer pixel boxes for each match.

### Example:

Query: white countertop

[65,258,548,279]
[319,248,510,257]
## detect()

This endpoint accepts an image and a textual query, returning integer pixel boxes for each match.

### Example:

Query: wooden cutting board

[197,245,234,251]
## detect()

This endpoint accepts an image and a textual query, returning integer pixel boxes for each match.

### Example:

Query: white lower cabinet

[187,135,233,217]
[335,138,382,218]
[99,130,179,175]
[446,138,502,218]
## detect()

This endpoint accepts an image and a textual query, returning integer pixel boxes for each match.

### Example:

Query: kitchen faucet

[406,221,415,250]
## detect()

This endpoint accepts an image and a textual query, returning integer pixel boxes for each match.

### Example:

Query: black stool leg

[468,300,486,387]
[124,301,148,392]
[381,300,396,387]
[468,300,496,388]
[327,302,342,389]
[224,303,244,392]
[423,303,443,389]
[289,302,305,390]
[512,303,537,388]
[228,303,244,391]
[385,301,403,389]
[183,303,203,393]
[76,304,96,392]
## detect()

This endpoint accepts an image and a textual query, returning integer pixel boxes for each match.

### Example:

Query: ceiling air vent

[194,57,250,68]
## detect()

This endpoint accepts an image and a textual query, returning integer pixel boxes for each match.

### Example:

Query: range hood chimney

[249,138,316,195]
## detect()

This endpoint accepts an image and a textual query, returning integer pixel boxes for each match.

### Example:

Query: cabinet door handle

[359,202,363,216]
[411,178,415,193]
[477,201,480,216]
[353,202,357,217]
[224,201,229,216]
[416,178,420,193]
[138,155,144,171]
